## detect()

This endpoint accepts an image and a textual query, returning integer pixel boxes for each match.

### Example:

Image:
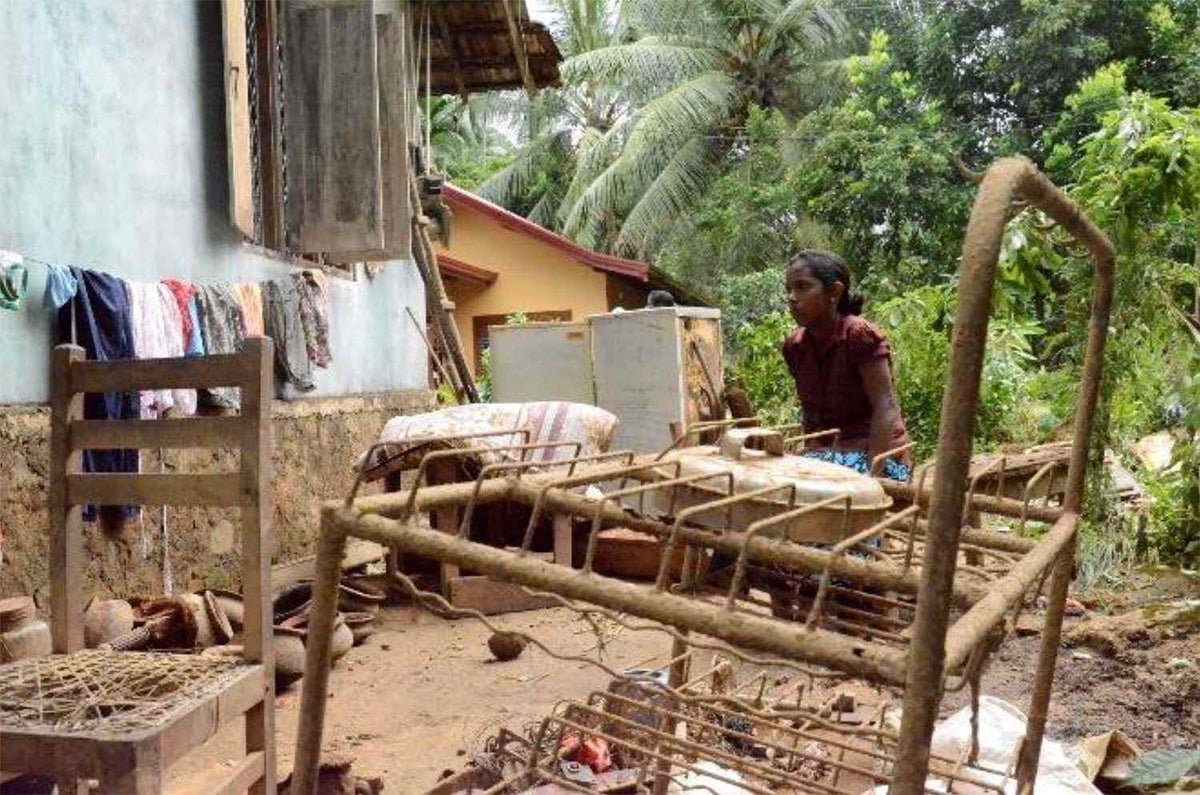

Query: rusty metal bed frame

[290,158,1114,795]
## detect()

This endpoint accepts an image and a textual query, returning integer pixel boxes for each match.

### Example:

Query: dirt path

[169,604,672,793]
[167,575,1197,794]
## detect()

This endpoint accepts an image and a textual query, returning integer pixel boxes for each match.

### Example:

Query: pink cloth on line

[161,278,196,341]
[126,281,196,418]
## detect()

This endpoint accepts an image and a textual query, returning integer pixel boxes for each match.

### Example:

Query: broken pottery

[343,611,376,645]
[0,596,51,662]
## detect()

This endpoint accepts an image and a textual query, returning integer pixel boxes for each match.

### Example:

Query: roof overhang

[414,0,562,94]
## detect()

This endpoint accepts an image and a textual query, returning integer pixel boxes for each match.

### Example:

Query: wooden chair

[0,339,276,795]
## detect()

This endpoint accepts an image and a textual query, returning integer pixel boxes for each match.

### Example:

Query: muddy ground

[158,568,1199,795]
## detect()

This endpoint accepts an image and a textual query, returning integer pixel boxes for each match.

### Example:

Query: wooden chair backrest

[48,337,274,669]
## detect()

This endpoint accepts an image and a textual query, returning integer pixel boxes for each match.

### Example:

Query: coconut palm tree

[474,0,630,229]
[556,0,849,256]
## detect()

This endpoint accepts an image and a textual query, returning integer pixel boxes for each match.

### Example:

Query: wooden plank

[0,731,136,780]
[448,576,557,615]
[221,0,255,239]
[254,0,284,249]
[67,473,244,507]
[70,353,247,394]
[109,740,161,795]
[165,752,264,795]
[71,416,244,451]
[376,8,411,259]
[50,345,86,653]
[239,337,276,795]
[282,0,384,254]
[552,513,573,569]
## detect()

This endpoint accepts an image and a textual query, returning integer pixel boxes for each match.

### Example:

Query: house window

[221,0,412,265]
[473,311,571,371]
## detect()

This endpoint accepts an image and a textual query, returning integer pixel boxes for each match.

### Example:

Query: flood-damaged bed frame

[292,158,1114,795]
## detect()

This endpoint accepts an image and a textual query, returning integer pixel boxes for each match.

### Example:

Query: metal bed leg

[292,512,348,795]
[1015,547,1074,795]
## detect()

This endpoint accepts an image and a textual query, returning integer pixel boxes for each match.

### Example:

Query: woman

[782,250,911,480]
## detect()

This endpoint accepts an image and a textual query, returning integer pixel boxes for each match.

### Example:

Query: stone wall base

[0,391,435,604]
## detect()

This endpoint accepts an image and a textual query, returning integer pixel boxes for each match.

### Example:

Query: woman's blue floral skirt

[799,449,911,482]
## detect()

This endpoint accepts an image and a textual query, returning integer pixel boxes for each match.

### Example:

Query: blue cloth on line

[799,448,911,482]
[43,263,78,310]
[57,267,140,523]
[185,296,205,356]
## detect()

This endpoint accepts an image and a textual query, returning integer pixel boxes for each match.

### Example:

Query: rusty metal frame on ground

[291,158,1114,795]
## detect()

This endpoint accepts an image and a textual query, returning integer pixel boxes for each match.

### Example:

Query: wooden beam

[253,0,284,249]
[71,353,248,393]
[67,473,244,508]
[430,5,467,97]
[499,0,538,96]
[50,345,86,654]
[71,417,244,451]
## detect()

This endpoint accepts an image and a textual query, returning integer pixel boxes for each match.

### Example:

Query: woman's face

[785,263,840,327]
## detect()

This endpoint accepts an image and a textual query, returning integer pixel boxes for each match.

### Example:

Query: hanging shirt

[43,263,78,310]
[195,284,246,409]
[234,282,265,337]
[262,278,316,392]
[58,267,140,522]
[161,278,197,341]
[782,313,910,454]
[294,270,332,368]
[127,281,195,417]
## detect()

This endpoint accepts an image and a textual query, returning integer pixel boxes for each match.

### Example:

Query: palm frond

[558,123,626,220]
[476,129,571,208]
[770,0,847,54]
[561,39,718,91]
[615,136,722,256]
[560,71,738,242]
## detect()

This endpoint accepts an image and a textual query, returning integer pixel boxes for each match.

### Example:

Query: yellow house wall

[438,203,612,375]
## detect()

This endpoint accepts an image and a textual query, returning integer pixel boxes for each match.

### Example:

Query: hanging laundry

[126,281,195,417]
[43,263,78,310]
[262,278,316,392]
[195,284,246,409]
[58,267,139,523]
[184,296,204,356]
[0,251,28,311]
[294,270,332,368]
[234,282,265,337]
[161,278,197,340]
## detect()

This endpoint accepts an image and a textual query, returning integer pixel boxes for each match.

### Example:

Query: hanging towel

[294,270,332,367]
[161,278,197,341]
[127,281,195,417]
[58,267,140,522]
[0,251,28,311]
[262,278,316,392]
[195,284,245,408]
[43,263,78,310]
[184,297,204,356]
[234,282,265,337]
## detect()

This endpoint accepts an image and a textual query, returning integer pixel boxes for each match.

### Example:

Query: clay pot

[274,626,308,689]
[343,612,376,646]
[273,583,313,624]
[208,589,245,630]
[281,613,354,664]
[83,598,135,648]
[337,578,385,616]
[0,596,51,663]
[203,592,234,645]
[179,593,219,648]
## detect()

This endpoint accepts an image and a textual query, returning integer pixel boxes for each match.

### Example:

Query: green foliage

[726,311,799,428]
[790,33,972,295]
[867,285,1040,458]
[656,107,830,295]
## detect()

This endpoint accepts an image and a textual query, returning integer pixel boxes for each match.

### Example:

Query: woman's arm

[860,357,902,464]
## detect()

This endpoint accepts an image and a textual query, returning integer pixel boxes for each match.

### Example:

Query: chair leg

[108,745,161,795]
